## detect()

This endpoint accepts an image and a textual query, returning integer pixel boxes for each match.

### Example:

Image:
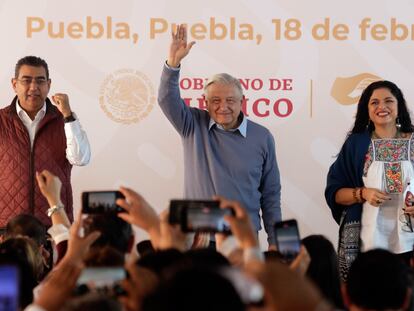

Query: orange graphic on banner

[331,73,381,105]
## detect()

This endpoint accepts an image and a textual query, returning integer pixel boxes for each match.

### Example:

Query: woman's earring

[366,119,371,129]
[396,117,402,129]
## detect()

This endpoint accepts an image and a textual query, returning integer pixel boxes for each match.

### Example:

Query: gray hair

[204,73,243,98]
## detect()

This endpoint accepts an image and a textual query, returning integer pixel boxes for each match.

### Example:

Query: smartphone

[81,191,125,214]
[0,265,19,311]
[77,267,126,287]
[274,219,301,263]
[169,199,234,233]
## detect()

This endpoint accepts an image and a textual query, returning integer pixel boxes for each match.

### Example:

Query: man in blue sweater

[158,25,281,248]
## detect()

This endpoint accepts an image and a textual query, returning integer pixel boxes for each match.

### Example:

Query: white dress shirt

[16,101,91,166]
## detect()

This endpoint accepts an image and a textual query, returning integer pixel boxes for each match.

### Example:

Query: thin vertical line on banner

[310,79,313,118]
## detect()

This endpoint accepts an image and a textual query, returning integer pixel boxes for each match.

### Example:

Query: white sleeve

[47,224,70,245]
[64,113,91,166]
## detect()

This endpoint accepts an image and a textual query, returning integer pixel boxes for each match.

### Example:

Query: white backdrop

[2,0,414,248]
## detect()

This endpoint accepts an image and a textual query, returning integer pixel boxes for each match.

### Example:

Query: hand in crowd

[191,232,210,249]
[63,211,101,266]
[215,196,258,250]
[362,187,391,207]
[117,187,161,246]
[268,244,277,251]
[157,209,187,251]
[51,93,72,118]
[289,245,311,276]
[36,169,71,228]
[167,24,195,68]
[36,170,62,207]
[34,259,83,311]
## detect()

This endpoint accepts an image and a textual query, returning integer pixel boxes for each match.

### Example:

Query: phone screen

[169,200,233,233]
[77,267,126,288]
[82,191,125,214]
[186,207,232,233]
[0,265,19,311]
[274,219,301,262]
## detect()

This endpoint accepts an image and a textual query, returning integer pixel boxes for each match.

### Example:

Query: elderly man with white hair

[158,25,281,249]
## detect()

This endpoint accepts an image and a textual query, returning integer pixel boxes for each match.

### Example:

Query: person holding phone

[158,25,281,249]
[325,80,414,281]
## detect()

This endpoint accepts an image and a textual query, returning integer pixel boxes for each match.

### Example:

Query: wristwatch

[47,203,64,217]
[64,113,76,123]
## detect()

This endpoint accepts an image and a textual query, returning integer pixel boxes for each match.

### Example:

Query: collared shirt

[16,101,91,166]
[164,62,248,137]
[16,102,46,148]
[208,113,247,138]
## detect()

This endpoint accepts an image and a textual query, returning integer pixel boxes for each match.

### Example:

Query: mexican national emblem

[100,69,155,124]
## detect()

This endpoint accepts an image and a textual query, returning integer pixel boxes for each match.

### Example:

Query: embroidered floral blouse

[361,133,414,253]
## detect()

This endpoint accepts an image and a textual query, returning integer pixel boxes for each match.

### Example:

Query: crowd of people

[2,24,414,311]
[1,169,413,311]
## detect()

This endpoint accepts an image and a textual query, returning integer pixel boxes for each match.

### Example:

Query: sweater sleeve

[259,132,282,245]
[158,64,195,137]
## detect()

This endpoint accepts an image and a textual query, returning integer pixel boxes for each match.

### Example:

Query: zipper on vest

[29,138,35,215]
[29,121,43,215]
[16,114,35,215]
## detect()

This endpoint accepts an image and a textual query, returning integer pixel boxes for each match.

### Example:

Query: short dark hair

[15,56,49,79]
[83,214,133,254]
[351,80,414,134]
[6,214,47,247]
[141,267,245,311]
[347,249,410,310]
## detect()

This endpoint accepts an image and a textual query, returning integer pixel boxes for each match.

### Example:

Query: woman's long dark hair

[351,80,414,134]
[302,235,344,309]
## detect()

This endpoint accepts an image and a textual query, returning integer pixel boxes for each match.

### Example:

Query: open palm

[168,24,195,68]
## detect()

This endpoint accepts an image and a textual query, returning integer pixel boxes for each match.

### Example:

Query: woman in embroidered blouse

[325,80,414,281]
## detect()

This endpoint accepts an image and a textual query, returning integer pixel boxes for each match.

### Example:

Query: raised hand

[63,211,101,265]
[36,170,62,206]
[157,209,187,251]
[51,93,72,118]
[167,24,196,68]
[117,187,161,246]
[214,196,258,249]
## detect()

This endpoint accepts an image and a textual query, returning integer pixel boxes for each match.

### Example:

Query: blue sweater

[158,65,281,245]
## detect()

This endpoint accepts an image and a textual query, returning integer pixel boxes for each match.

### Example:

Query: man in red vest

[0,56,91,228]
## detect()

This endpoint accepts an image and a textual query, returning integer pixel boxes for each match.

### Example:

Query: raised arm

[51,93,91,166]
[158,24,199,137]
[36,170,71,228]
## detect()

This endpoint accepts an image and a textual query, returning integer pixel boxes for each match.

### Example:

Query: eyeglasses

[400,212,413,232]
[207,97,242,106]
[16,78,49,87]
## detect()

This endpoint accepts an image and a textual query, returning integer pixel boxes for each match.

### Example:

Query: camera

[169,199,234,233]
[274,219,301,263]
[81,191,125,214]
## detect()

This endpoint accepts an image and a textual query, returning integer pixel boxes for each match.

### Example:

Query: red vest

[0,97,73,226]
